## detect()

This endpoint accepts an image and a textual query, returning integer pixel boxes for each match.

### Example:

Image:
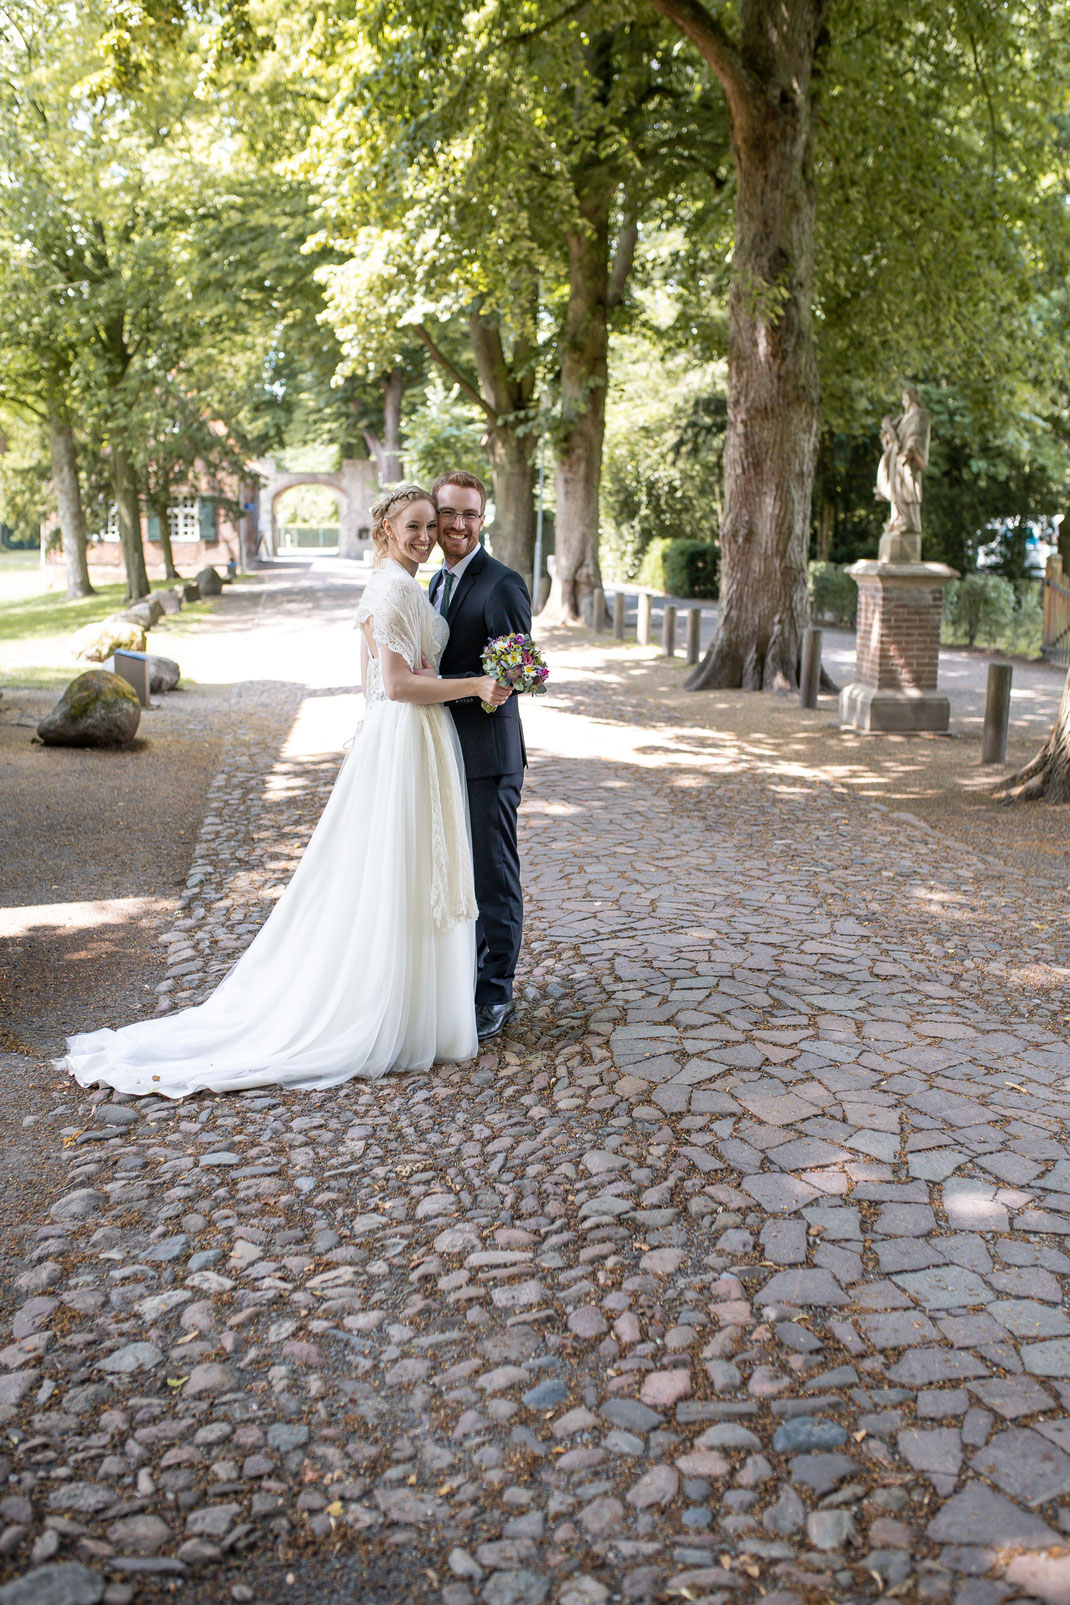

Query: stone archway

[253,458,379,559]
[271,480,343,551]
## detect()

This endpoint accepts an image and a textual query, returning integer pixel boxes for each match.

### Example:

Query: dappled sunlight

[279,690,362,761]
[527,633,1070,902]
[0,896,164,939]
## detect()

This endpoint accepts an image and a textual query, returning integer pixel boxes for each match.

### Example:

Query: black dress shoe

[476,1001,515,1041]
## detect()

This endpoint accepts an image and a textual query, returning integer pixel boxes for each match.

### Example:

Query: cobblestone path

[3,592,1070,1605]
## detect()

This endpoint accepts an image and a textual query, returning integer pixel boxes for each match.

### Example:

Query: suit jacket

[433,545,531,780]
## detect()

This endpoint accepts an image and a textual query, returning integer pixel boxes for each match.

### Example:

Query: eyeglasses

[437,509,482,525]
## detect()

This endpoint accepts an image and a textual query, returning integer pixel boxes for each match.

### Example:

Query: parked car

[976,520,1057,576]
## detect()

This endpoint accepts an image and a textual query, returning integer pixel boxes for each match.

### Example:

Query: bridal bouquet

[481,633,549,713]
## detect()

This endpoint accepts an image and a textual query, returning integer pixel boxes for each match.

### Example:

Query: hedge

[636,538,718,598]
[807,561,858,628]
[942,573,1042,656]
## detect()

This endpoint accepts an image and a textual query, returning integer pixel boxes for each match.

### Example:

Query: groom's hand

[414,655,438,679]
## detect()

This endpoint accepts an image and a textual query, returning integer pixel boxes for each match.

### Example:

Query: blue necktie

[440,570,455,615]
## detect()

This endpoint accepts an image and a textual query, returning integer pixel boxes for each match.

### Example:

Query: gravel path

[1,563,1069,1605]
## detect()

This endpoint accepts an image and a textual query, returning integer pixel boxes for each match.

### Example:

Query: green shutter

[198,496,217,544]
[146,509,161,542]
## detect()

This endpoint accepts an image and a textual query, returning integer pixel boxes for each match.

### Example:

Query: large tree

[0,3,351,599]
[998,668,1070,805]
[646,0,1070,689]
[0,8,95,595]
[647,0,829,689]
[303,2,726,612]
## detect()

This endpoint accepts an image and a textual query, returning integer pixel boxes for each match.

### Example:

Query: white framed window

[168,497,199,543]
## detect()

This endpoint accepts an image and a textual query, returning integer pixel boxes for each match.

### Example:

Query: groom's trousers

[466,771,523,1008]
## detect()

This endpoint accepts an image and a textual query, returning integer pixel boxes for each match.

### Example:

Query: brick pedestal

[839,560,957,733]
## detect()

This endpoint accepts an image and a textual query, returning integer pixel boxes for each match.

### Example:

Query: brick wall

[854,580,943,692]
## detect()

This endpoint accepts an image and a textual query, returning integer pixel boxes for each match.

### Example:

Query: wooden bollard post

[799,626,823,709]
[613,591,626,640]
[686,606,702,665]
[592,589,607,633]
[637,593,652,646]
[662,603,676,658]
[982,662,1013,764]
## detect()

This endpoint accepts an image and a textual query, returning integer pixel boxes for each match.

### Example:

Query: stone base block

[878,529,922,563]
[839,682,950,734]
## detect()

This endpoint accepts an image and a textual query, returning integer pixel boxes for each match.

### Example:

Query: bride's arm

[367,629,511,707]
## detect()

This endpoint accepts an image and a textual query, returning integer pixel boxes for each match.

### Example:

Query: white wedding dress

[63,561,479,1098]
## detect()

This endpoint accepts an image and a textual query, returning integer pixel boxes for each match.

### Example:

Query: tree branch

[500,0,590,48]
[468,310,514,417]
[646,0,754,114]
[0,392,46,422]
[413,323,495,421]
[608,216,638,310]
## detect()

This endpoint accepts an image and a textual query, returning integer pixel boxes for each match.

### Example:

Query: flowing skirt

[63,699,478,1098]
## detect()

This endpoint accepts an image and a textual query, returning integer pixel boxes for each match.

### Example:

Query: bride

[62,484,512,1098]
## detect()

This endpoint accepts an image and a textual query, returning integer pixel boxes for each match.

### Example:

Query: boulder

[157,589,182,615]
[71,618,147,663]
[181,580,201,603]
[37,672,141,749]
[122,595,164,628]
[148,655,180,693]
[195,566,223,597]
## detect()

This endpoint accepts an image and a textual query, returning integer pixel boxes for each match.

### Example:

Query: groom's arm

[486,568,532,639]
[440,569,533,702]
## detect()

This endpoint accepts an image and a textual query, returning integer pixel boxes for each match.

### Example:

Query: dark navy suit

[432,546,530,1007]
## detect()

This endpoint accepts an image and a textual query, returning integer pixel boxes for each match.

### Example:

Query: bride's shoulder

[359,562,416,605]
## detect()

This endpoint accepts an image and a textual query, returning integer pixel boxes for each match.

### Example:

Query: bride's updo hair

[370,483,434,563]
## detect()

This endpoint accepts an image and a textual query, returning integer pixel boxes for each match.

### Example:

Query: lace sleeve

[355,572,421,668]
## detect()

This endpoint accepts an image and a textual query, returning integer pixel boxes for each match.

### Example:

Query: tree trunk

[48,415,93,598]
[381,368,404,481]
[997,664,1070,804]
[488,430,537,590]
[1058,511,1070,576]
[651,0,828,691]
[541,182,612,626]
[363,369,405,483]
[467,310,538,588]
[112,446,149,602]
[150,491,181,580]
[412,314,539,583]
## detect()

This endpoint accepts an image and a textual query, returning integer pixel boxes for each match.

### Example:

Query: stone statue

[875,386,931,562]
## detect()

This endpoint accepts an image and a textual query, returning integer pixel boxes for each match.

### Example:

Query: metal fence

[279,525,339,551]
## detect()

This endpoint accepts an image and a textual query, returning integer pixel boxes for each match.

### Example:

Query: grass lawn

[0,549,41,572]
[0,582,133,645]
[0,560,222,691]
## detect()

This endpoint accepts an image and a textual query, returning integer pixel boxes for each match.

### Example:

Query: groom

[431,470,531,1041]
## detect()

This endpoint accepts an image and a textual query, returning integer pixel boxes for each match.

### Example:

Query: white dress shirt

[435,542,481,614]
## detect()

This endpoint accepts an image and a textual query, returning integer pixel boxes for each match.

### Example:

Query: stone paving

[2,573,1070,1605]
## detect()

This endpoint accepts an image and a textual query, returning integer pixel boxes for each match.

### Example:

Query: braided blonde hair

[370,483,434,564]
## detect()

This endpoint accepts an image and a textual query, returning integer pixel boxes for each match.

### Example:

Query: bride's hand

[477,676,512,707]
[413,655,438,679]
